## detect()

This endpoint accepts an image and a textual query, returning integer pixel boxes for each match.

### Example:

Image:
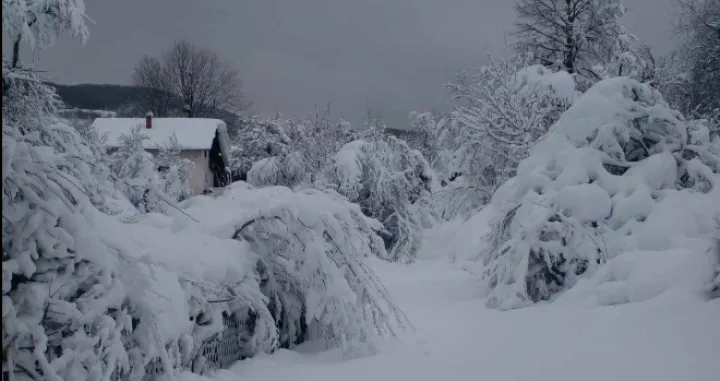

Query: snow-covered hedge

[3,75,407,379]
[2,64,154,381]
[480,77,720,310]
[173,183,407,350]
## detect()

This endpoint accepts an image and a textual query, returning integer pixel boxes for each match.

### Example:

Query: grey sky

[20,0,678,128]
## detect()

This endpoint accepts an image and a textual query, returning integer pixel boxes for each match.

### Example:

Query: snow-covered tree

[320,136,434,262]
[653,51,694,113]
[2,0,89,68]
[237,108,353,189]
[480,77,720,310]
[246,153,305,188]
[673,0,720,115]
[407,111,446,172]
[225,187,409,352]
[1,10,142,377]
[156,133,194,202]
[108,126,162,212]
[446,54,577,195]
[229,117,291,181]
[514,0,640,85]
[284,105,353,184]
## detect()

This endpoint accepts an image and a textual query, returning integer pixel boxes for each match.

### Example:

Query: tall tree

[131,55,176,117]
[132,40,250,118]
[513,0,633,80]
[675,0,720,115]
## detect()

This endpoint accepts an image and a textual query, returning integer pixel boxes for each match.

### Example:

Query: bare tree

[363,98,386,130]
[513,0,632,80]
[132,40,251,118]
[132,55,175,117]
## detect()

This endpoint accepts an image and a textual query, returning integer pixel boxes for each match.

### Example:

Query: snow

[552,183,611,221]
[418,205,497,263]
[83,182,408,364]
[515,64,578,103]
[558,248,715,306]
[91,208,258,343]
[92,118,225,150]
[177,256,720,381]
[95,210,256,284]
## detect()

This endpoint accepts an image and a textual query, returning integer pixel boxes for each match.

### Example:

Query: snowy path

[184,258,720,381]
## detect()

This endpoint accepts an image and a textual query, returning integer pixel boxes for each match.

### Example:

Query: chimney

[145,111,154,129]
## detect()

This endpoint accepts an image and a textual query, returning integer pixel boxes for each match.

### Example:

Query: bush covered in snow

[237,109,353,189]
[1,60,149,381]
[155,133,194,203]
[229,117,291,181]
[174,184,408,353]
[107,125,163,212]
[320,136,434,262]
[480,77,720,310]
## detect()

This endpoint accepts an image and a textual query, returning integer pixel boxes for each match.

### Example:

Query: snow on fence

[138,312,255,380]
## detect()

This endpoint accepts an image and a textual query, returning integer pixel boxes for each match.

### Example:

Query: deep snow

[180,256,720,381]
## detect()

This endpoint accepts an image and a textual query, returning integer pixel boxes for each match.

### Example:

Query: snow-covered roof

[92,117,225,150]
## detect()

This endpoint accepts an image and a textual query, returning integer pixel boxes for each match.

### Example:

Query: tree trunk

[564,0,576,74]
[11,37,21,69]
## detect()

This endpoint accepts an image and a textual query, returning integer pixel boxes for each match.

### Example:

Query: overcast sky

[18,0,679,127]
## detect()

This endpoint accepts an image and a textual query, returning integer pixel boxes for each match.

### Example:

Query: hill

[49,83,145,111]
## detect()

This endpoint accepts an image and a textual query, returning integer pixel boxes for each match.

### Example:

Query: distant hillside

[49,83,145,111]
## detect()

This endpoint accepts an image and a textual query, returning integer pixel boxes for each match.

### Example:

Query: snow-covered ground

[180,255,720,381]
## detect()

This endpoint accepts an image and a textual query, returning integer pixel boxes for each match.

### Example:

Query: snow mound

[481,77,720,310]
[556,248,716,307]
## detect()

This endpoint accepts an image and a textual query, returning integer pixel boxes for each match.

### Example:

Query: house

[91,114,233,195]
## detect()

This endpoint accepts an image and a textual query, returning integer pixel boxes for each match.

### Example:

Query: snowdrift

[478,77,720,310]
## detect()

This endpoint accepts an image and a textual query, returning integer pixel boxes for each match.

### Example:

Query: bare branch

[131,40,250,118]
